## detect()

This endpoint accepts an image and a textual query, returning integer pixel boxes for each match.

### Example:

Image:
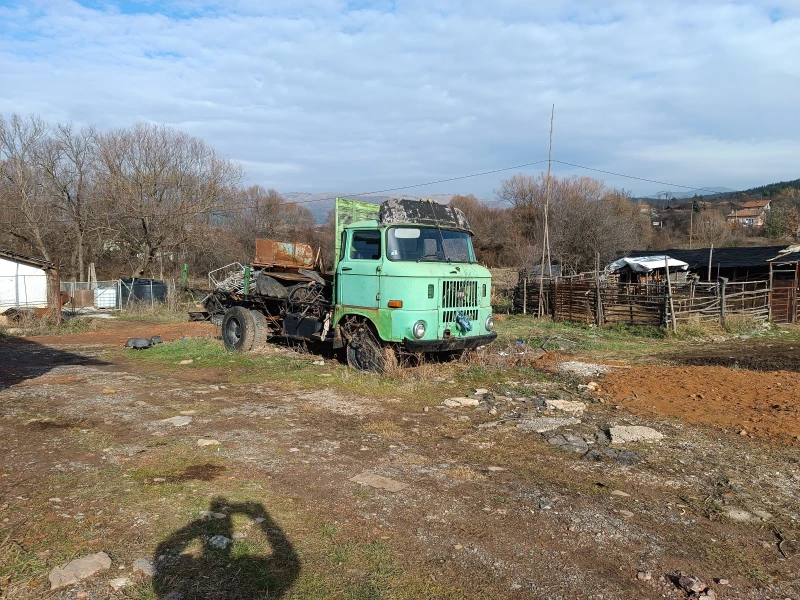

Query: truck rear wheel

[249,309,270,349]
[221,306,256,352]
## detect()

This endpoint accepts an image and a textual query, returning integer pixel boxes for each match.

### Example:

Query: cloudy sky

[1,0,799,199]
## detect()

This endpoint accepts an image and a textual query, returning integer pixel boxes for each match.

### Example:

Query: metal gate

[770,279,796,323]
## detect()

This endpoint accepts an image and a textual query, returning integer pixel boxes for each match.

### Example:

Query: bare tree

[36,122,103,280]
[97,122,243,276]
[0,114,54,260]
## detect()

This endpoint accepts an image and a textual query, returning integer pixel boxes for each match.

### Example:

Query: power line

[0,157,758,226]
[0,159,551,225]
[552,160,725,195]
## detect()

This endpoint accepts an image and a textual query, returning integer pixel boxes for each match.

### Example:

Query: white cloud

[1,0,798,198]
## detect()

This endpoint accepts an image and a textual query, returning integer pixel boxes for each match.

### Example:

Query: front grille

[442,309,478,324]
[442,280,479,325]
[442,280,478,308]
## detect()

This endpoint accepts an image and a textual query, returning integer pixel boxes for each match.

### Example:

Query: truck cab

[333,198,496,367]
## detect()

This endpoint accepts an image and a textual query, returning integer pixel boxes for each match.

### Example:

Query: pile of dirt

[599,365,800,443]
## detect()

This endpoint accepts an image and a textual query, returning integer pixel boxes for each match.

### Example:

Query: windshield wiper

[417,253,441,263]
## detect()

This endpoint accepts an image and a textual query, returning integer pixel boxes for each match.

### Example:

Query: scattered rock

[637,570,652,581]
[200,511,226,520]
[108,577,131,590]
[49,552,112,590]
[132,558,154,576]
[547,433,589,453]
[474,388,489,395]
[669,571,707,594]
[349,472,408,493]
[724,508,755,522]
[197,439,221,447]
[609,426,663,444]
[581,447,639,466]
[516,416,581,433]
[443,397,479,408]
[485,466,507,472]
[49,497,62,503]
[545,399,586,414]
[751,508,773,521]
[179,359,193,365]
[557,361,613,377]
[161,416,192,427]
[312,360,325,365]
[453,544,463,550]
[586,381,599,391]
[618,510,635,518]
[716,578,729,585]
[610,490,631,497]
[207,535,232,549]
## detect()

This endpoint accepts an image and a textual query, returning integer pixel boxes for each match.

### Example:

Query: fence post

[181,263,189,289]
[522,277,527,315]
[718,277,728,327]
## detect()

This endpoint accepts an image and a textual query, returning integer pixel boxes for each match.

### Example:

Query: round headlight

[412,321,426,339]
[485,315,495,332]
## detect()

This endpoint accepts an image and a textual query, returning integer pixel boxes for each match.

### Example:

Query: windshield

[387,227,475,263]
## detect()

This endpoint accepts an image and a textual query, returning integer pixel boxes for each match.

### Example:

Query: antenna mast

[538,104,555,316]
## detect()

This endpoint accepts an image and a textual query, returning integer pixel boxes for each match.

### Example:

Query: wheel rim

[225,317,242,345]
[347,332,387,372]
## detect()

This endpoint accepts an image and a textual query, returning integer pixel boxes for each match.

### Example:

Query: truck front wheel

[346,328,396,373]
[221,306,256,352]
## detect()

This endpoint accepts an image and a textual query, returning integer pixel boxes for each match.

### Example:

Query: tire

[346,327,395,373]
[249,309,269,349]
[221,306,256,352]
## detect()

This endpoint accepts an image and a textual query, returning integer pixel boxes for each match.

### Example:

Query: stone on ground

[609,425,663,443]
[108,577,131,590]
[49,552,112,590]
[443,397,479,408]
[545,399,586,414]
[132,558,154,576]
[546,433,589,453]
[516,416,581,433]
[349,471,408,492]
[207,535,232,549]
[161,416,192,427]
[197,438,221,447]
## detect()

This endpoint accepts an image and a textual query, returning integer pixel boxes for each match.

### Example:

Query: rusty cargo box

[253,239,315,269]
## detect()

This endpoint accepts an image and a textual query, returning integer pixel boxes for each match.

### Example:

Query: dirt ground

[1,319,799,599]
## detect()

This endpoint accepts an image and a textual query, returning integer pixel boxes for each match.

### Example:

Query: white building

[0,250,53,313]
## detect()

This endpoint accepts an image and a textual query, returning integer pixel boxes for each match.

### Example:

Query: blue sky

[1,0,799,198]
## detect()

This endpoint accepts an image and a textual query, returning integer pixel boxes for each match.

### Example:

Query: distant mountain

[641,187,735,201]
[282,192,455,223]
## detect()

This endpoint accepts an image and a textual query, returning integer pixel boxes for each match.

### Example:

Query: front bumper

[402,332,497,352]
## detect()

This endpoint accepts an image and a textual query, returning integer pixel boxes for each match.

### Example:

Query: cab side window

[350,230,382,260]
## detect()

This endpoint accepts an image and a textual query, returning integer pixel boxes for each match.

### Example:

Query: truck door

[337,229,382,309]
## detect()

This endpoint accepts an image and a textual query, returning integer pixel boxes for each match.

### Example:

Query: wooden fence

[514,272,771,328]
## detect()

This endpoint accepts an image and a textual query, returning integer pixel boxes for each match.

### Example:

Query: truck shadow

[0,337,111,392]
[153,497,300,600]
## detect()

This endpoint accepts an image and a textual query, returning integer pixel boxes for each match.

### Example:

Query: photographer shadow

[153,497,300,599]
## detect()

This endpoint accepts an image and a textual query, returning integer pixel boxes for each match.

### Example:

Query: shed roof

[0,249,56,270]
[623,245,800,269]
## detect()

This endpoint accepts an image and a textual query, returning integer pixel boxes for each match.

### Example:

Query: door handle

[341,267,352,271]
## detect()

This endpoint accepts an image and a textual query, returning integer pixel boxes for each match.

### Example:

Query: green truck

[199,197,497,371]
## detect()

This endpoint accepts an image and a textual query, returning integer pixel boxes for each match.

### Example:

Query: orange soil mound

[600,365,800,442]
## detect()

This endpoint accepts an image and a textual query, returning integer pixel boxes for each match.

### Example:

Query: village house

[726,199,771,227]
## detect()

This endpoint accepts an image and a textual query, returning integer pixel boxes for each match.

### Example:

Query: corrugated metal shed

[624,246,800,270]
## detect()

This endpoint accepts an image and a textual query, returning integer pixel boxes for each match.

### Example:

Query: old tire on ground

[249,309,270,349]
[346,327,393,373]
[221,306,256,352]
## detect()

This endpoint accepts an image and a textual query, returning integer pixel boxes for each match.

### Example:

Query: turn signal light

[388,300,403,308]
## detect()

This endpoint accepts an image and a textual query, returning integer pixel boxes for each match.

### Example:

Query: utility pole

[538,104,555,316]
